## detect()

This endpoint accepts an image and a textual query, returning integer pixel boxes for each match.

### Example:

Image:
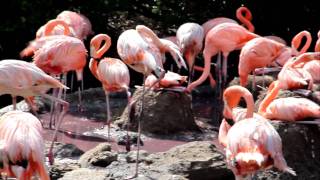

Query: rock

[145,141,233,179]
[126,150,149,163]
[78,143,117,168]
[54,144,84,158]
[116,87,199,134]
[158,174,189,180]
[0,96,46,116]
[117,132,144,146]
[59,168,108,180]
[49,158,80,180]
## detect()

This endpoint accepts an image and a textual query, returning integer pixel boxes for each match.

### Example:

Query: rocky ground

[0,80,320,179]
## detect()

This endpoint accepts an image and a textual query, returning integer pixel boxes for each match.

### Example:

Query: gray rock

[59,168,108,180]
[54,144,84,158]
[49,158,80,180]
[78,143,117,168]
[0,96,46,116]
[125,150,149,163]
[145,141,233,180]
[116,87,199,134]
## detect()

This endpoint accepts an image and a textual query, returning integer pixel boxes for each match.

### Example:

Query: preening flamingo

[0,59,69,165]
[202,6,254,36]
[238,37,285,87]
[145,71,187,89]
[0,111,50,180]
[187,22,259,93]
[219,85,296,179]
[290,52,320,83]
[176,22,215,87]
[89,34,131,141]
[56,10,93,40]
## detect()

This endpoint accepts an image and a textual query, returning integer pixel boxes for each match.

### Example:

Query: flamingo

[238,37,286,87]
[187,22,259,93]
[32,19,87,111]
[258,81,320,121]
[89,34,131,141]
[176,22,216,87]
[219,85,296,179]
[0,111,50,180]
[145,71,187,89]
[315,30,320,52]
[0,59,69,165]
[202,6,254,36]
[117,25,187,178]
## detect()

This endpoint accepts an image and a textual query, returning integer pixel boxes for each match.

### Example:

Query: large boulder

[116,87,199,134]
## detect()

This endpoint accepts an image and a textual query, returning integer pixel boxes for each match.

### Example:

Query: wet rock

[256,122,320,179]
[78,143,117,168]
[145,141,233,179]
[125,150,149,163]
[59,168,108,180]
[116,87,199,134]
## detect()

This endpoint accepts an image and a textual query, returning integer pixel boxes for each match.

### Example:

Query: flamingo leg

[77,81,83,112]
[12,95,17,110]
[70,71,74,92]
[125,90,132,152]
[222,54,228,90]
[42,92,69,165]
[63,73,67,100]
[49,88,58,129]
[105,91,111,140]
[252,70,256,92]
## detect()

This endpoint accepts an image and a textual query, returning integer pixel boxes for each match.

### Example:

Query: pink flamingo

[145,71,187,89]
[54,10,93,40]
[0,59,69,165]
[0,111,50,180]
[258,81,320,121]
[89,33,131,140]
[32,19,87,111]
[273,30,312,66]
[219,85,296,179]
[238,37,286,87]
[315,30,320,52]
[202,6,254,36]
[187,22,259,93]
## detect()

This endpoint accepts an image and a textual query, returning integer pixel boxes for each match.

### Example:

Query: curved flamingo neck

[291,30,312,54]
[258,81,280,115]
[44,19,70,36]
[315,31,320,52]
[89,58,100,80]
[90,34,111,59]
[223,85,254,119]
[236,6,255,32]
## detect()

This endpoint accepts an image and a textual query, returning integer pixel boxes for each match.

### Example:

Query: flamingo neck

[258,81,280,115]
[89,58,100,80]
[291,30,312,54]
[218,119,231,147]
[44,19,70,36]
[90,34,111,59]
[236,7,255,32]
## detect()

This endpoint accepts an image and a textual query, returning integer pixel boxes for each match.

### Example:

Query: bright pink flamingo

[258,81,320,121]
[89,34,131,140]
[0,111,50,180]
[32,19,87,111]
[219,85,296,179]
[0,59,69,165]
[238,37,286,87]
[202,6,254,36]
[187,22,259,93]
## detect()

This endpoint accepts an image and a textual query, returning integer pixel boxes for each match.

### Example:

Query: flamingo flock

[0,5,319,180]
